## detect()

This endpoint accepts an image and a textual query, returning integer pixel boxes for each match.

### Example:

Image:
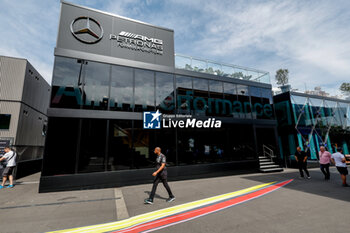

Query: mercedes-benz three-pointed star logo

[70,16,104,44]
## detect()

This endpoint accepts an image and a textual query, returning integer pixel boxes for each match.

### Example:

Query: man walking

[295,146,310,179]
[331,148,348,187]
[319,146,331,180]
[0,147,17,189]
[144,147,175,204]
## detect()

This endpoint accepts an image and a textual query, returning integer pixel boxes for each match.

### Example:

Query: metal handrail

[262,144,275,162]
[174,53,270,84]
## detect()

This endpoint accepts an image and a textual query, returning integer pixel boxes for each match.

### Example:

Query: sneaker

[166,197,175,203]
[0,185,4,189]
[299,176,304,179]
[144,198,153,204]
[6,185,14,188]
[307,176,311,179]
[342,183,349,187]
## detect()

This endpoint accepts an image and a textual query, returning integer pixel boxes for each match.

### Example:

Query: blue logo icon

[143,110,162,129]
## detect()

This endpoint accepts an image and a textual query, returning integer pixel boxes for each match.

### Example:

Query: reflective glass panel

[223,82,237,117]
[42,117,80,175]
[82,61,110,110]
[291,95,311,126]
[209,80,224,116]
[156,72,175,113]
[236,85,251,119]
[134,69,155,112]
[337,102,348,128]
[110,65,133,111]
[176,76,193,114]
[51,56,83,109]
[193,78,209,116]
[308,98,325,125]
[324,100,340,126]
[78,119,107,173]
[107,120,133,171]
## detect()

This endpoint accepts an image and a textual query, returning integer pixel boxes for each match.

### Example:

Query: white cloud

[181,0,350,95]
[0,0,59,84]
[0,0,349,97]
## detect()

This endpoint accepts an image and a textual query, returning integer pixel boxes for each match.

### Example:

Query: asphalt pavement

[0,167,349,233]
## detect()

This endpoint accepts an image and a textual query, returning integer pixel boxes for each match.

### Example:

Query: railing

[175,54,271,84]
[262,144,275,162]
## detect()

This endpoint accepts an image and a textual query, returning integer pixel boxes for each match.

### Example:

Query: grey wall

[0,56,50,156]
[21,61,50,114]
[0,56,26,101]
[0,56,26,142]
[0,101,21,141]
[16,104,47,146]
[57,1,174,69]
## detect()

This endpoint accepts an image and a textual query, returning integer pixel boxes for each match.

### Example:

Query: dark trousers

[320,163,330,180]
[149,174,174,200]
[298,162,310,177]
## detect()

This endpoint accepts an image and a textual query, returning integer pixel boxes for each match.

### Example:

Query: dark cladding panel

[57,2,174,68]
[110,17,137,62]
[154,28,175,67]
[57,3,114,58]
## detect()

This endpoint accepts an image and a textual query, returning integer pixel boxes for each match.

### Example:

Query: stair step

[260,164,280,169]
[259,162,274,165]
[259,159,271,162]
[258,156,268,159]
[259,168,284,173]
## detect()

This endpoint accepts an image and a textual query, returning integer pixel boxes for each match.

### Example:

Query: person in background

[0,147,17,189]
[319,146,331,180]
[331,148,348,187]
[295,146,310,179]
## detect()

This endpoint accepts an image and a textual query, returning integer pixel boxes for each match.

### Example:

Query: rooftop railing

[175,54,270,84]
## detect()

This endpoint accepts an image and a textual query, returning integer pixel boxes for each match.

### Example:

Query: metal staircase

[259,145,283,173]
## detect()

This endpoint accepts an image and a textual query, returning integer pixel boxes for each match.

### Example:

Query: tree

[339,82,350,96]
[275,69,289,86]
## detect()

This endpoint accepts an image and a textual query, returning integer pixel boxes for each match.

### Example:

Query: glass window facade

[156,72,175,113]
[275,92,350,167]
[176,75,193,114]
[51,57,83,109]
[82,62,110,110]
[110,65,133,111]
[44,55,278,178]
[43,117,260,176]
[50,56,275,121]
[134,69,155,112]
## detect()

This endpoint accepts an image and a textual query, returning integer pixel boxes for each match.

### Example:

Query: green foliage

[184,64,193,71]
[183,64,253,80]
[275,69,289,86]
[340,83,350,96]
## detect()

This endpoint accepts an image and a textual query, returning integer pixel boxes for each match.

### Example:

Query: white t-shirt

[3,151,16,167]
[331,152,347,167]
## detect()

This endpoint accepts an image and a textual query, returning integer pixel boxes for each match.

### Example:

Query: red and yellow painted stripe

[49,179,293,233]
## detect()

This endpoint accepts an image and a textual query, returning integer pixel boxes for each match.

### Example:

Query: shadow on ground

[242,167,350,202]
[144,191,167,200]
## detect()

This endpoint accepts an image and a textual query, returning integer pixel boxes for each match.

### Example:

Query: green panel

[327,136,333,153]
[309,134,317,159]
[278,136,283,159]
[289,134,297,160]
[296,133,303,150]
[304,104,311,126]
[315,134,320,154]
[291,103,298,125]
[343,141,349,155]
[286,101,292,125]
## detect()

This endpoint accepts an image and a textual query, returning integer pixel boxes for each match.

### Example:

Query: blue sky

[1,0,349,96]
